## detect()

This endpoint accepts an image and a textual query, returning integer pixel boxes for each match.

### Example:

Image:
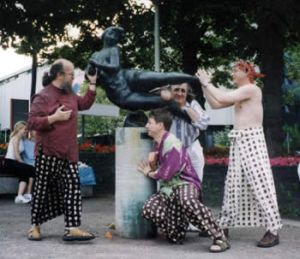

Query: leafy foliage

[285,43,300,84]
[78,82,125,137]
[213,126,231,147]
[1,0,300,155]
[283,124,300,154]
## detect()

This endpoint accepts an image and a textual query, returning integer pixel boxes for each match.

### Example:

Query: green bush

[283,124,300,154]
[78,82,126,137]
[213,126,231,147]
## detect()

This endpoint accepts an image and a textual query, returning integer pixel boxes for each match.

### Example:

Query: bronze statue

[86,26,200,123]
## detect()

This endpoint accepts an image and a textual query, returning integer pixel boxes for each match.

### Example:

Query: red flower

[79,142,115,154]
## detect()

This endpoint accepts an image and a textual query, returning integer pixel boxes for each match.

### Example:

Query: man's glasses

[173,88,187,93]
[63,72,74,77]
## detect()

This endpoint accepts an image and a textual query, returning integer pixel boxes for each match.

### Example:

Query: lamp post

[154,0,160,72]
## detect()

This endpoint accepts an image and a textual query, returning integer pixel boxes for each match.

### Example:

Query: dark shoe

[223,228,229,238]
[63,228,95,241]
[257,231,279,248]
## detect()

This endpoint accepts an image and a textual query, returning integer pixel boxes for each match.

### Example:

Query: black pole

[81,115,85,143]
[30,52,37,98]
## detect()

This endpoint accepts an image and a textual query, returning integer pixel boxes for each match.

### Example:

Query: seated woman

[4,121,35,204]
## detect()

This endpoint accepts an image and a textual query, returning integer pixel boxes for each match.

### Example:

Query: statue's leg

[120,92,168,110]
[120,92,191,123]
[128,71,200,92]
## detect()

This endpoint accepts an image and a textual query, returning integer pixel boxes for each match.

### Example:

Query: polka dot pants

[31,150,82,228]
[142,184,224,243]
[218,127,282,232]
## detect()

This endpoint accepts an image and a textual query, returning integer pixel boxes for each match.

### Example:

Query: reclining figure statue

[86,26,200,123]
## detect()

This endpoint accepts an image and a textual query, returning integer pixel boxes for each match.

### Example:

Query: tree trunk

[180,22,205,107]
[258,11,285,157]
[30,52,37,99]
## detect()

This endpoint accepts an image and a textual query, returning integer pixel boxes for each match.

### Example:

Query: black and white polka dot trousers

[142,184,224,243]
[31,151,82,228]
[218,127,282,232]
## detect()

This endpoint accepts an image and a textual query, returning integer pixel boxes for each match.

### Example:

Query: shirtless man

[196,60,282,248]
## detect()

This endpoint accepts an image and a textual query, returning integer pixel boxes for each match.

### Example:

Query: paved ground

[1,195,300,259]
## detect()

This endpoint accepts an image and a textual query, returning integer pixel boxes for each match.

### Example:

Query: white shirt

[5,138,24,160]
[170,100,210,148]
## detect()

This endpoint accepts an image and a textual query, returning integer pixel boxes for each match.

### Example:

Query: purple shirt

[28,84,96,162]
[153,132,201,191]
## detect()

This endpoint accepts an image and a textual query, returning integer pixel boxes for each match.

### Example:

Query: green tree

[78,83,125,137]
[2,0,300,156]
[0,0,126,97]
[156,0,300,156]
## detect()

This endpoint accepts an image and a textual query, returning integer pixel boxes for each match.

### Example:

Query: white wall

[205,103,234,125]
[204,85,234,126]
[0,65,47,130]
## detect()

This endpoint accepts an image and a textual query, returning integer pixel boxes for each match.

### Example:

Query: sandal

[63,228,95,241]
[209,238,230,253]
[28,226,42,241]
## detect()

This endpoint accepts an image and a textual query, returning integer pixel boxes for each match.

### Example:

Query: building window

[11,99,29,128]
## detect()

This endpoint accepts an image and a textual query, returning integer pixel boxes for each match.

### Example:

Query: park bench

[0,154,19,194]
[0,154,95,196]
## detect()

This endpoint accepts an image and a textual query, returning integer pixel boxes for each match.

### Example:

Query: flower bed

[79,142,115,154]
[205,156,300,166]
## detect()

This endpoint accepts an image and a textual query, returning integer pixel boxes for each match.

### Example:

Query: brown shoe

[257,231,279,248]
[63,228,95,241]
[28,226,42,241]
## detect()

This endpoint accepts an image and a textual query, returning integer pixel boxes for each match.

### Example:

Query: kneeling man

[138,108,229,253]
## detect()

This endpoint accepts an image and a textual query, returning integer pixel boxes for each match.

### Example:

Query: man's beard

[61,81,73,94]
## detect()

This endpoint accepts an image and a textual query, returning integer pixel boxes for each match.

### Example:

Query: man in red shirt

[27,58,97,242]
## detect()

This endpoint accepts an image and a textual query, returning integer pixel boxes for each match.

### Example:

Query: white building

[0,65,47,132]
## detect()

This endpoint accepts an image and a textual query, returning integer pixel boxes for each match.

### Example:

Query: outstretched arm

[202,87,233,109]
[196,69,255,109]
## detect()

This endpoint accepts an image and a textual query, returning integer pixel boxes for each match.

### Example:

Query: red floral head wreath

[234,60,265,83]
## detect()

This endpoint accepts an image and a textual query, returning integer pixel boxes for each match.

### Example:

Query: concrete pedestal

[115,127,157,238]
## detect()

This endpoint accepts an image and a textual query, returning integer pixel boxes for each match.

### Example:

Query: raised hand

[195,69,212,88]
[86,68,97,84]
